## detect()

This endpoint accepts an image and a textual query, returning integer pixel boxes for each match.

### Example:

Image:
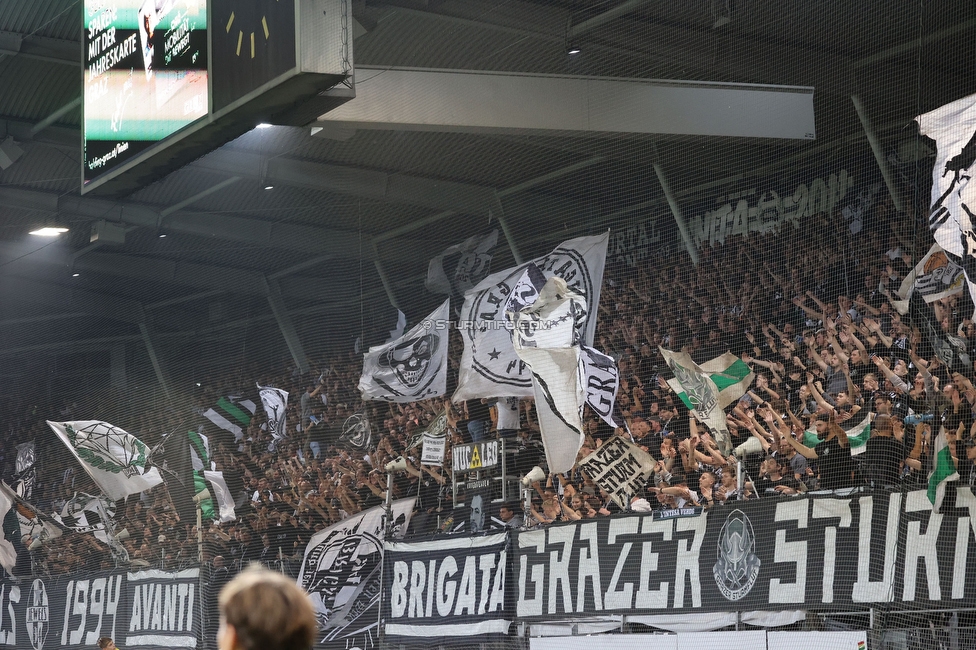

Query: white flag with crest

[454,232,608,401]
[359,299,450,402]
[47,420,163,501]
[257,384,289,440]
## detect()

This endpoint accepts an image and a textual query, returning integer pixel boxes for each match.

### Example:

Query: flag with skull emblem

[359,299,450,403]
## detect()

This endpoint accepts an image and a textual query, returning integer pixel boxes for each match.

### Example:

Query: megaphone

[28,537,43,551]
[521,466,546,487]
[385,456,408,472]
[193,488,212,505]
[116,528,130,541]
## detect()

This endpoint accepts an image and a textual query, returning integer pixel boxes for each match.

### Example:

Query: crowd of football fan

[4,196,976,576]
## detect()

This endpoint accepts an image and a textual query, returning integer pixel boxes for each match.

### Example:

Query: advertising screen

[83,0,208,186]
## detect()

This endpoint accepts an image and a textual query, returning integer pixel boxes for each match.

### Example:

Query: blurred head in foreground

[218,565,317,650]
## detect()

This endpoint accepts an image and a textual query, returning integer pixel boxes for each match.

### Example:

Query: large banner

[383,532,512,639]
[0,568,200,650]
[297,499,415,649]
[514,488,976,617]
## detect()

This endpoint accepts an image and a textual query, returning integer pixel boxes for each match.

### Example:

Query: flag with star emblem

[454,232,608,401]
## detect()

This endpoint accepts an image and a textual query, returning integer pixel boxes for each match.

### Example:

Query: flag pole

[193,488,211,564]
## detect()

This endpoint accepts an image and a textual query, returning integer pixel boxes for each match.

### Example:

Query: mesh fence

[2,1,976,649]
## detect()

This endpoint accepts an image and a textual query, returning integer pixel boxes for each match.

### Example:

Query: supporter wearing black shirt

[756,456,802,496]
[787,413,854,490]
[861,415,906,487]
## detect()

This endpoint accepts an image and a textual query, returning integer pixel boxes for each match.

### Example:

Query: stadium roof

[0,0,972,393]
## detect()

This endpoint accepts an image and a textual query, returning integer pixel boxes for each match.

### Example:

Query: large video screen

[83,0,208,186]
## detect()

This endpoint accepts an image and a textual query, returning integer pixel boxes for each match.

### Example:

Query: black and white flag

[580,346,624,428]
[454,233,608,401]
[13,441,36,500]
[917,93,976,319]
[426,230,499,296]
[578,436,655,508]
[512,277,588,474]
[298,499,415,649]
[359,299,450,403]
[257,384,288,440]
[338,413,373,452]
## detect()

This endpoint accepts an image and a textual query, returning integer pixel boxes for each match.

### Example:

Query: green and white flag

[803,413,872,455]
[189,431,236,523]
[203,396,257,442]
[660,349,753,455]
[929,425,959,512]
[47,420,163,501]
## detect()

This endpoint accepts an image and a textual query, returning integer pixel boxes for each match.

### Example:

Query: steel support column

[372,245,403,311]
[261,276,311,373]
[138,322,171,399]
[851,94,904,213]
[651,148,699,265]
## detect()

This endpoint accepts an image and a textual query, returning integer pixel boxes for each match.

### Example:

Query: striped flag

[189,432,235,522]
[660,349,753,455]
[928,426,959,512]
[203,396,257,442]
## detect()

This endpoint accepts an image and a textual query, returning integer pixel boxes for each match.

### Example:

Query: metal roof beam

[0,30,79,66]
[0,275,145,325]
[315,67,816,140]
[0,239,356,304]
[192,150,505,216]
[0,186,413,261]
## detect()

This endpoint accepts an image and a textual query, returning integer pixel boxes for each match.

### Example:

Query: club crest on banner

[27,578,48,650]
[339,413,373,451]
[713,509,761,601]
[298,500,414,648]
[63,422,149,477]
[379,333,439,388]
[668,359,716,417]
[457,234,607,399]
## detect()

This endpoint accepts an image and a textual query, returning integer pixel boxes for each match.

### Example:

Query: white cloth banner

[426,229,499,295]
[578,436,656,508]
[359,299,450,403]
[257,384,289,440]
[454,233,608,401]
[917,93,976,318]
[47,420,163,501]
[513,278,588,474]
[203,470,237,523]
[420,435,446,465]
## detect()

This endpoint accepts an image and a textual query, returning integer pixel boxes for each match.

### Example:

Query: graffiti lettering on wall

[689,170,854,248]
[609,219,671,267]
